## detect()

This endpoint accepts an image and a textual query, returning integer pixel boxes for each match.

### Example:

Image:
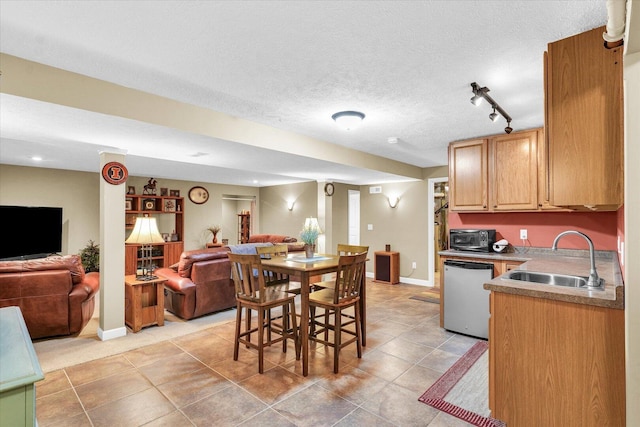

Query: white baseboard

[97,326,127,341]
[365,272,434,287]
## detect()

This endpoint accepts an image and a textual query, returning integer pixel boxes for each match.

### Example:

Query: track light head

[489,108,499,122]
[470,94,483,106]
[504,120,513,134]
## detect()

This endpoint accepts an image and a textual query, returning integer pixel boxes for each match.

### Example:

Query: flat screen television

[0,205,63,260]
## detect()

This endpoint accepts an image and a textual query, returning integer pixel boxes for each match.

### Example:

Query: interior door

[348,190,360,244]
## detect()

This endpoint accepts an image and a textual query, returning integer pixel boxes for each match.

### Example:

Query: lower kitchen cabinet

[489,291,625,426]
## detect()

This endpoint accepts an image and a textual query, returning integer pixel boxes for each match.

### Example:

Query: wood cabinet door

[547,26,623,208]
[449,139,488,211]
[491,292,625,426]
[490,130,538,211]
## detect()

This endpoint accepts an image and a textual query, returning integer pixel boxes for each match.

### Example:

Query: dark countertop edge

[440,248,624,310]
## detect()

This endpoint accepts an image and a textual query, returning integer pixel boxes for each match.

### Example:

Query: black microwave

[449,229,496,252]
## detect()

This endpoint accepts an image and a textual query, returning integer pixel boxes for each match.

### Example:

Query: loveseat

[0,255,100,339]
[156,247,237,320]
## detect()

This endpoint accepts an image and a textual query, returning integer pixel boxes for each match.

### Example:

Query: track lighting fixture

[470,82,513,134]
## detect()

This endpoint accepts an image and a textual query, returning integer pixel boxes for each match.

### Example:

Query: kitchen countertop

[439,248,624,310]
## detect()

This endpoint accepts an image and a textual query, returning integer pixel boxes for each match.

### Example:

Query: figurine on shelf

[143,178,157,195]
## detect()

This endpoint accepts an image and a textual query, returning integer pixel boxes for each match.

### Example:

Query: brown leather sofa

[0,255,100,339]
[247,234,305,252]
[156,247,236,320]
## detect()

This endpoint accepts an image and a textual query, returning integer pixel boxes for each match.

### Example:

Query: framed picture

[125,199,132,211]
[127,186,136,195]
[143,199,156,211]
[160,187,169,196]
[164,199,176,212]
[162,233,170,242]
[170,189,180,197]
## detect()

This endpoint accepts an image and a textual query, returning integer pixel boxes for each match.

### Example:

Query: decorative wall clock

[324,182,335,196]
[188,186,209,204]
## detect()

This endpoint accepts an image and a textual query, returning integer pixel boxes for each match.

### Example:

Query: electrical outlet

[520,229,528,240]
[367,224,373,231]
[412,261,417,269]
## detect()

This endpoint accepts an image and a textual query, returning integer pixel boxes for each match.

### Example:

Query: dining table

[260,253,367,376]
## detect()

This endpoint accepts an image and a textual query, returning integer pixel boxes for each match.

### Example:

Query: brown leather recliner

[0,255,100,339]
[156,247,236,320]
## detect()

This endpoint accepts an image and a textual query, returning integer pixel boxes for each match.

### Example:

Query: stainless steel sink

[503,270,604,289]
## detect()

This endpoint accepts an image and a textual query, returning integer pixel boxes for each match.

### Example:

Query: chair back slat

[228,253,267,301]
[336,244,369,256]
[332,253,367,303]
[256,244,290,286]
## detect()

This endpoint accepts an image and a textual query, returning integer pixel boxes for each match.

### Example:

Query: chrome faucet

[551,230,602,289]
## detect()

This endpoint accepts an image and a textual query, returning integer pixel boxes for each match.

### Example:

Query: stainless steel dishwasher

[443,260,494,339]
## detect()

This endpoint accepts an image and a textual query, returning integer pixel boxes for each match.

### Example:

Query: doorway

[428,178,448,287]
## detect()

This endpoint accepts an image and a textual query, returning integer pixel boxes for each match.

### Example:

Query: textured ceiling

[0,1,608,186]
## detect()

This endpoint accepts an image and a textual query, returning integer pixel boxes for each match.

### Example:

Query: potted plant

[207,225,221,244]
[79,240,100,272]
[300,223,320,258]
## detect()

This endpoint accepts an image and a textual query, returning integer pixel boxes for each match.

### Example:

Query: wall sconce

[331,110,365,131]
[287,200,295,211]
[388,196,399,208]
[470,82,513,134]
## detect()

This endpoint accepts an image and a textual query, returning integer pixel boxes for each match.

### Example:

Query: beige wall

[259,181,318,239]
[360,180,429,282]
[0,165,100,255]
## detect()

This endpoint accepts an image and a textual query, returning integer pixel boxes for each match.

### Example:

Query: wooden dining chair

[308,252,367,373]
[337,244,369,256]
[256,244,301,295]
[228,253,300,374]
[314,244,369,290]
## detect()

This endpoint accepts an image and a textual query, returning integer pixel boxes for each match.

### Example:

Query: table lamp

[125,215,165,280]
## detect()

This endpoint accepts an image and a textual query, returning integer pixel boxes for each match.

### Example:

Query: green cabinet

[0,306,45,427]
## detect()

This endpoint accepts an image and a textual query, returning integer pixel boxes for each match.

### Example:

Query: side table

[124,275,167,332]
[206,242,224,248]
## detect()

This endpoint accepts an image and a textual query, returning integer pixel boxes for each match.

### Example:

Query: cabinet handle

[493,205,497,208]
[483,205,487,208]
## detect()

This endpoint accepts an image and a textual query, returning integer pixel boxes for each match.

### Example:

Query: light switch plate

[367,224,373,231]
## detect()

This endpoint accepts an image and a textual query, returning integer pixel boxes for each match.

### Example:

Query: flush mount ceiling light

[470,82,513,134]
[331,111,365,131]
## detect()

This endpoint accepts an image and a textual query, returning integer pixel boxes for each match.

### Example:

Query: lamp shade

[125,217,165,245]
[304,217,322,234]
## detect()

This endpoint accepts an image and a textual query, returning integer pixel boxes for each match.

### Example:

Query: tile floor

[35,280,482,426]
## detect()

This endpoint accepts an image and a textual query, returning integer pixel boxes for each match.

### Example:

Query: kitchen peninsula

[440,248,625,426]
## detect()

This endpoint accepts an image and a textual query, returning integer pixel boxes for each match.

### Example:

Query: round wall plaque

[188,186,209,204]
[101,162,128,185]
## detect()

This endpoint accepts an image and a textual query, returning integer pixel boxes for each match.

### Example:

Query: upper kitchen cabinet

[449,138,488,211]
[545,26,623,210]
[490,130,539,211]
[449,129,540,212]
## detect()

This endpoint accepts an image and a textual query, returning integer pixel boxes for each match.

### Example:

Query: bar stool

[229,253,300,374]
[309,253,367,373]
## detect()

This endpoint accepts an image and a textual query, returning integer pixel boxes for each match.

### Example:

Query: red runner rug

[418,341,505,427]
